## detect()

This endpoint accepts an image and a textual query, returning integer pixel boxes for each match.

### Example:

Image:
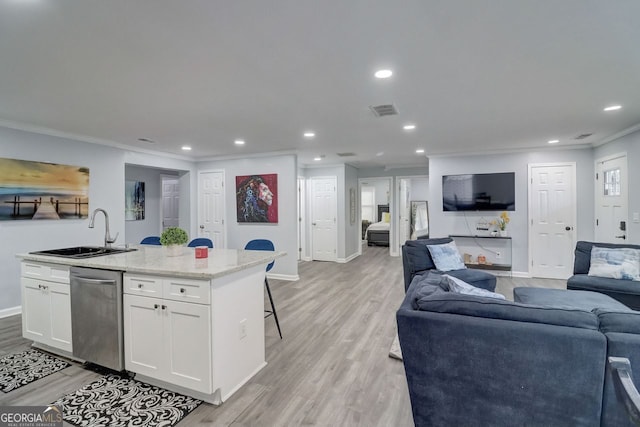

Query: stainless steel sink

[30,246,137,259]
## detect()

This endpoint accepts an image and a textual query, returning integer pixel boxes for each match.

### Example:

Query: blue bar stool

[245,239,281,339]
[188,238,214,248]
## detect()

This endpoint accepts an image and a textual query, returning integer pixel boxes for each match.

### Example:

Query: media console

[449,235,512,273]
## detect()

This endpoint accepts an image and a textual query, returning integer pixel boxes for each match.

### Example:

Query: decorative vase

[499,230,508,237]
[165,244,184,257]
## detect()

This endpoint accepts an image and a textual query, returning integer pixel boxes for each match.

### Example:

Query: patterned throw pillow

[588,247,640,281]
[443,275,506,300]
[426,241,466,271]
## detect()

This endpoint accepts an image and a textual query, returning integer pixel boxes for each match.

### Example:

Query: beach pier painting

[0,158,89,221]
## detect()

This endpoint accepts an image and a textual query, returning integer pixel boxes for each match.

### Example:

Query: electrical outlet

[239,319,247,339]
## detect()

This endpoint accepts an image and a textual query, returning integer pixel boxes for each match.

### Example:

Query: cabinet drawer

[124,274,162,296]
[22,262,70,284]
[163,277,210,304]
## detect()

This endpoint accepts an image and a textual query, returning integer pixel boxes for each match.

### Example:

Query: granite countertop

[17,245,286,279]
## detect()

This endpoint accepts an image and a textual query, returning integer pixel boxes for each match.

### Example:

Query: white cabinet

[21,262,72,353]
[123,274,212,394]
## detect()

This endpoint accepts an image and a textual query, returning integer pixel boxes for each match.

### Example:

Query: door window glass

[603,168,621,196]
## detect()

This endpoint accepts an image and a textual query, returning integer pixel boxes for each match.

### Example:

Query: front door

[311,177,337,261]
[198,171,225,249]
[595,153,628,243]
[529,163,577,279]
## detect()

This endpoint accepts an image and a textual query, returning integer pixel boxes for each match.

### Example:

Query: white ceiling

[1,1,639,168]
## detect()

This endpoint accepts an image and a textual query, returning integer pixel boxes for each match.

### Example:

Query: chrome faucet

[89,208,118,249]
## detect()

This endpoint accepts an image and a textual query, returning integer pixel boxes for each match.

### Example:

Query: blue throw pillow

[427,241,466,271]
[588,247,640,281]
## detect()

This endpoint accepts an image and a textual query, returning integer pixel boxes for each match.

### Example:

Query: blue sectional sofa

[568,241,640,310]
[401,237,496,293]
[397,272,640,426]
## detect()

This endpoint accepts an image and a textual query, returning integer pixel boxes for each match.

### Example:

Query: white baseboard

[337,252,360,264]
[267,273,299,281]
[0,306,21,319]
[492,270,530,278]
[301,256,312,262]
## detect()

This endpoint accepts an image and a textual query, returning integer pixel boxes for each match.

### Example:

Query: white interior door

[595,153,628,243]
[311,177,337,261]
[161,176,180,231]
[198,171,225,248]
[529,163,577,279]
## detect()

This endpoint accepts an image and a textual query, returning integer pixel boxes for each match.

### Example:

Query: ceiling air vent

[337,152,356,157]
[574,133,593,140]
[369,104,399,117]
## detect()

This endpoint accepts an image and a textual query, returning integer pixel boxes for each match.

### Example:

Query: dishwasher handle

[73,276,116,286]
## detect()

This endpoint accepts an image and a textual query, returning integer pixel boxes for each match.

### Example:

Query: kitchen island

[16,245,285,404]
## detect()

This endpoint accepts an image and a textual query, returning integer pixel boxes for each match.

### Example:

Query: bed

[366,204,390,246]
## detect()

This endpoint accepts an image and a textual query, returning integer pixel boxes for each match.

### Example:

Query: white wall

[0,127,126,312]
[124,165,179,244]
[594,129,640,244]
[428,148,594,274]
[409,177,429,201]
[197,154,299,280]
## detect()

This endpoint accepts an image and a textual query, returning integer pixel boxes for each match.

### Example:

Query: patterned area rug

[389,334,403,361]
[0,349,70,393]
[54,374,202,427]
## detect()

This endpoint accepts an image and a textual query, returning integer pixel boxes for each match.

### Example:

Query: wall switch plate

[239,318,247,339]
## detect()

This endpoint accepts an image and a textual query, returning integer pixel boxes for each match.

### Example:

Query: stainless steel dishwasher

[70,266,124,371]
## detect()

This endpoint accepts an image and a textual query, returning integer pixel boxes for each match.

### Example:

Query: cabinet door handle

[153,304,159,309]
[161,305,167,310]
[138,283,143,288]
[179,288,186,294]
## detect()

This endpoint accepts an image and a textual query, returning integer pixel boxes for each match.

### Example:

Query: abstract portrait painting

[0,157,89,221]
[236,174,278,223]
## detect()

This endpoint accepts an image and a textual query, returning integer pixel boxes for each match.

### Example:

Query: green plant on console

[160,227,189,246]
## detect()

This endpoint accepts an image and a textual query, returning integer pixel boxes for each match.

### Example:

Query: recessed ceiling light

[403,124,416,131]
[603,105,622,111]
[314,157,322,161]
[416,149,425,154]
[303,132,315,138]
[181,145,192,151]
[234,139,245,145]
[376,151,384,157]
[548,139,559,144]
[374,69,393,79]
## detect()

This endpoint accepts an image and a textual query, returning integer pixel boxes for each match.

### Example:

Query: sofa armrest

[608,357,640,425]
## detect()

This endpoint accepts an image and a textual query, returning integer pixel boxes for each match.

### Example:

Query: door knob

[565,226,573,231]
[200,225,204,229]
[312,222,316,226]
[616,235,627,240]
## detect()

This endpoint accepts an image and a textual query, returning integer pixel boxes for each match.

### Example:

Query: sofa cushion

[443,274,505,300]
[588,246,640,281]
[574,241,640,275]
[446,268,497,292]
[427,241,466,271]
[414,292,599,330]
[594,309,640,334]
[514,287,631,312]
[568,274,640,296]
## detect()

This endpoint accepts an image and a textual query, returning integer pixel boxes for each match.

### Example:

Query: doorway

[160,175,180,232]
[397,176,429,250]
[528,163,577,279]
[595,153,628,243]
[198,170,226,249]
[358,177,393,256]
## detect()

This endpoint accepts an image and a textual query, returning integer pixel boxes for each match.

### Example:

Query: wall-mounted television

[442,172,515,211]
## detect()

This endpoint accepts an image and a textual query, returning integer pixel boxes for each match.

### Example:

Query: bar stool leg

[264,278,282,339]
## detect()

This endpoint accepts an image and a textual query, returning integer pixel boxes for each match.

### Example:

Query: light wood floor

[0,245,566,426]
